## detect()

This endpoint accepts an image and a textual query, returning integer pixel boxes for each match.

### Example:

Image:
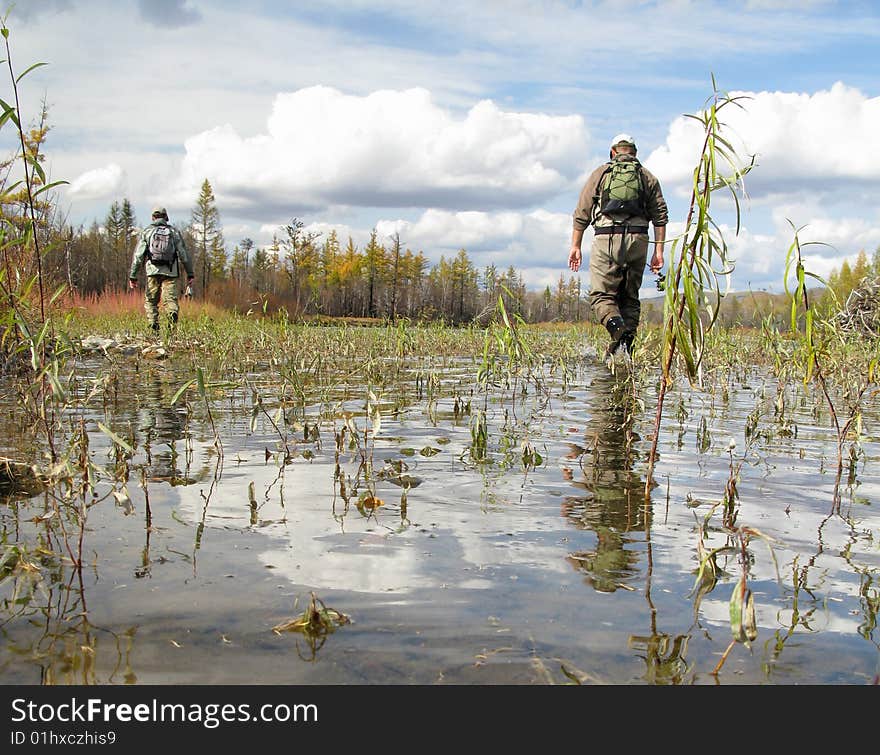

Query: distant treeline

[9,154,880,327]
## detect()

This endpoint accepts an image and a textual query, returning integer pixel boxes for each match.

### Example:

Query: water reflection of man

[137,378,190,484]
[560,372,651,593]
[561,373,692,681]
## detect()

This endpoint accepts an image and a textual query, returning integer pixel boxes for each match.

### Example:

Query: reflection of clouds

[654,449,880,595]
[697,592,866,636]
[175,439,569,595]
[169,367,879,634]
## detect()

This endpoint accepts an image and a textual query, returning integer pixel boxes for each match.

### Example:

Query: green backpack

[595,157,647,220]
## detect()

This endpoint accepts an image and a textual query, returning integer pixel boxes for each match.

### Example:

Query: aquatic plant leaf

[371,410,382,438]
[97,422,134,454]
[112,486,135,516]
[357,493,384,510]
[170,378,196,406]
[729,576,758,647]
[14,61,49,84]
[560,664,584,685]
[388,473,421,489]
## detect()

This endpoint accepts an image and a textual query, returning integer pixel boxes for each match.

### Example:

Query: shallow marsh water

[1,334,878,685]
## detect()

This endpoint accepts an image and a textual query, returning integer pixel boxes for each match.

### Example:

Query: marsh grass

[2,304,878,682]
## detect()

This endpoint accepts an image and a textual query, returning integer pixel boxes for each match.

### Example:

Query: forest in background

[6,107,879,328]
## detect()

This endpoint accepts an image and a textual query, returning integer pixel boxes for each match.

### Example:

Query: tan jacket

[572,154,668,232]
[129,220,194,280]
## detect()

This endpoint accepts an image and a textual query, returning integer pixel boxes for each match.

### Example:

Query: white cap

[611,133,636,148]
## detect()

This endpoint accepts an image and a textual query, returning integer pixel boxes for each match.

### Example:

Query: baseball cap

[611,133,636,148]
[151,206,168,217]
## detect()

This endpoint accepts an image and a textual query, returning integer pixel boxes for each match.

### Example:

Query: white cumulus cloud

[67,163,124,199]
[647,82,880,198]
[166,86,589,217]
[375,208,570,266]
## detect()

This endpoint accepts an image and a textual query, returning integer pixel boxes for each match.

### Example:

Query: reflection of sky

[698,591,868,636]
[175,433,574,595]
[163,362,879,657]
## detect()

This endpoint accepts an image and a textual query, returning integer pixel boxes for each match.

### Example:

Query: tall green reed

[782,221,876,507]
[645,77,754,495]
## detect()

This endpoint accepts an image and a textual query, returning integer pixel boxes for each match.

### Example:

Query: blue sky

[6,0,880,296]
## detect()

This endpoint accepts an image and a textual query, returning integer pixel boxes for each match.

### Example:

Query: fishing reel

[655,272,666,292]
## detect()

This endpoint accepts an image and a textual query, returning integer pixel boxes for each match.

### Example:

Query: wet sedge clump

[272,591,350,638]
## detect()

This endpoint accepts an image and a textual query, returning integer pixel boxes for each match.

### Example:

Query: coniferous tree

[338,236,361,315]
[400,248,428,319]
[836,259,855,305]
[280,218,321,314]
[208,231,227,283]
[363,229,386,319]
[389,231,403,322]
[104,201,124,290]
[554,273,568,320]
[450,249,478,323]
[319,230,341,315]
[120,199,137,289]
[851,249,869,288]
[230,237,253,284]
[189,178,225,295]
[249,246,271,293]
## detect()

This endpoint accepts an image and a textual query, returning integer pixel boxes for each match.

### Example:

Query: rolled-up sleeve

[644,169,668,227]
[572,165,606,231]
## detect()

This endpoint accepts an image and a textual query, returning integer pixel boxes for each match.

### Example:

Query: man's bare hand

[649,248,664,274]
[568,246,582,272]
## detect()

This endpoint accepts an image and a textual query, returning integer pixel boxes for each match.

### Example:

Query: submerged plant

[272,591,350,660]
[272,591,350,636]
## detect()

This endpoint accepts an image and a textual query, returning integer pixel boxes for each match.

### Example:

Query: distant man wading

[129,206,195,335]
[568,133,668,360]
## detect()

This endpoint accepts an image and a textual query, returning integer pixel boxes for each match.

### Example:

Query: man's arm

[644,169,668,274]
[649,224,666,273]
[128,232,148,288]
[175,228,196,281]
[569,226,585,272]
[569,167,605,273]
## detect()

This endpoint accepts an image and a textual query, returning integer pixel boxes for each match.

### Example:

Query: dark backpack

[148,225,176,265]
[594,157,647,221]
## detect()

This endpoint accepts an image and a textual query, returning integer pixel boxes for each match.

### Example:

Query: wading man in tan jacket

[568,134,668,361]
[129,206,195,336]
